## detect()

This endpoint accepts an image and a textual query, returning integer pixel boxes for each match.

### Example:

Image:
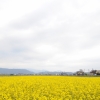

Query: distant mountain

[28,69,73,75]
[38,71,73,75]
[0,68,33,74]
[0,68,73,75]
[28,69,48,73]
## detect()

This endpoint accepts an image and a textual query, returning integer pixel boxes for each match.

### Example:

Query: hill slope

[0,68,33,74]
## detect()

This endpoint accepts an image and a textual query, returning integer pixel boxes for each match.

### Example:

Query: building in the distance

[90,70,100,75]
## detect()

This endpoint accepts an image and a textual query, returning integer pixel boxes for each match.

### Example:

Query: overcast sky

[0,0,100,72]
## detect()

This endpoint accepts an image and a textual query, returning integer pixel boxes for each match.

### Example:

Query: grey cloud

[0,0,100,71]
[10,1,62,30]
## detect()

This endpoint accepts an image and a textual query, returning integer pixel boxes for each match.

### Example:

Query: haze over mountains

[0,68,73,75]
[0,68,33,74]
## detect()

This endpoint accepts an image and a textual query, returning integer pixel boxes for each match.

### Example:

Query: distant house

[90,70,96,75]
[76,69,84,75]
[60,72,68,76]
[96,70,100,75]
[90,70,100,75]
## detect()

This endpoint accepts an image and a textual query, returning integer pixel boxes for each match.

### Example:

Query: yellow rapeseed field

[0,76,100,100]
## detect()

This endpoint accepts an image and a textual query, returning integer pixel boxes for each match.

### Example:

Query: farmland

[0,76,100,100]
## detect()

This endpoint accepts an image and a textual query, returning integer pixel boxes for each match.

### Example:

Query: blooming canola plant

[0,76,100,100]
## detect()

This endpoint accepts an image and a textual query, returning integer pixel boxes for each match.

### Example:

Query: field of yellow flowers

[0,76,100,100]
